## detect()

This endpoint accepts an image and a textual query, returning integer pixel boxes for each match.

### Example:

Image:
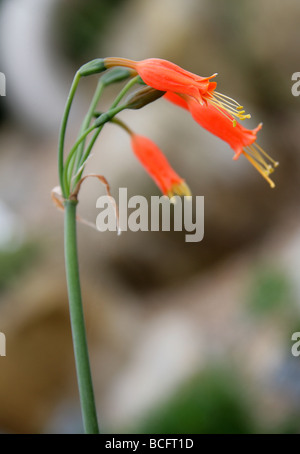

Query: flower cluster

[59,57,278,202]
[103,57,278,192]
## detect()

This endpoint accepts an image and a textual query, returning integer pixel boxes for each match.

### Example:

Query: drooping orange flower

[104,57,250,123]
[130,133,191,197]
[164,92,278,187]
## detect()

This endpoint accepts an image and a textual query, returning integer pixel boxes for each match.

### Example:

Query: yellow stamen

[206,91,251,124]
[253,142,279,167]
[167,181,191,198]
[205,101,237,126]
[242,143,279,188]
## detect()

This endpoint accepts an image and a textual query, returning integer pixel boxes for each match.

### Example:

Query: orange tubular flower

[130,134,191,198]
[104,57,250,123]
[164,92,278,188]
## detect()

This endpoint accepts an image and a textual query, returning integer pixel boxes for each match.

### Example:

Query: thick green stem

[64,200,99,434]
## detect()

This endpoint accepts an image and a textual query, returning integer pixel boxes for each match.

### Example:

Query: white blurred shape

[0,0,68,133]
[0,199,24,250]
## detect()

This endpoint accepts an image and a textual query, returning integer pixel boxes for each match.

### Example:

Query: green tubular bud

[101,68,134,86]
[79,59,106,76]
[125,86,165,109]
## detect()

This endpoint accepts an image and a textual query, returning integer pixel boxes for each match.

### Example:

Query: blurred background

[0,0,300,434]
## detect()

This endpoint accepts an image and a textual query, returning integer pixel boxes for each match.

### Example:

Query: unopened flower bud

[101,68,134,86]
[125,86,165,110]
[79,58,106,76]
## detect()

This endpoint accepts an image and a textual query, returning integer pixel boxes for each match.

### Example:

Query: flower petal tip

[167,181,192,198]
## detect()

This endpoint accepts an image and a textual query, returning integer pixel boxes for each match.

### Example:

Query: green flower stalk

[64,199,99,434]
[56,61,149,434]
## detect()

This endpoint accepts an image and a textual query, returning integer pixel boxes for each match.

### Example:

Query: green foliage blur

[131,368,256,434]
[54,0,126,63]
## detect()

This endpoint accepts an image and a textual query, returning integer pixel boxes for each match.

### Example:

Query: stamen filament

[242,152,275,188]
[247,145,271,170]
[207,101,237,124]
[206,91,251,122]
[242,143,278,188]
[213,92,242,108]
[208,97,251,122]
[213,91,242,106]
[254,142,279,167]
